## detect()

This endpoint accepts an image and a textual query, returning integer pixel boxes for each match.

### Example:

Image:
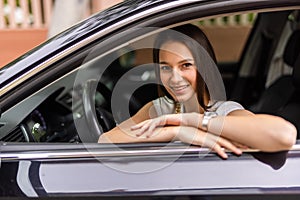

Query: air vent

[1,125,27,142]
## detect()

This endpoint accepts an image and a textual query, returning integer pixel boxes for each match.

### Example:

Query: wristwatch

[202,111,218,132]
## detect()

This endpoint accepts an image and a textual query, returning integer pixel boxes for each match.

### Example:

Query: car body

[0,0,300,198]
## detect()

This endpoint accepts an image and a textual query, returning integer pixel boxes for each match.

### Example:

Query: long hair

[153,24,217,110]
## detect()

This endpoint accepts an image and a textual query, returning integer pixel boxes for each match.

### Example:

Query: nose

[170,69,184,83]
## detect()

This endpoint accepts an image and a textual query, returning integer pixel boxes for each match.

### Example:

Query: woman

[98,24,296,159]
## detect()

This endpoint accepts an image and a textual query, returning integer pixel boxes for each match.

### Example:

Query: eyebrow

[159,58,194,65]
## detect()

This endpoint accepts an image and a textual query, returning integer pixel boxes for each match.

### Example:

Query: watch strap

[202,111,218,132]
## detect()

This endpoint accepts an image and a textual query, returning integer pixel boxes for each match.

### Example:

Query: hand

[131,115,168,138]
[133,123,242,159]
[173,126,242,159]
[131,113,201,137]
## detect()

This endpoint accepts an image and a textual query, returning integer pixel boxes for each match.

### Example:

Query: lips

[170,85,189,93]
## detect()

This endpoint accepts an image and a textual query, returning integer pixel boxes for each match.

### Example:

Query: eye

[182,63,193,68]
[160,65,172,71]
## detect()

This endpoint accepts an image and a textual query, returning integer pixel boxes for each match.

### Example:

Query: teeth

[171,85,188,91]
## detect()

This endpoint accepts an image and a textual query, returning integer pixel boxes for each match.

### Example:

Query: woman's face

[159,41,198,103]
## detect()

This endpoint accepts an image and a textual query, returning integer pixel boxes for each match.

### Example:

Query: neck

[182,94,204,113]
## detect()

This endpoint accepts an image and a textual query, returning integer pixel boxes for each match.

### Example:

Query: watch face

[204,112,218,117]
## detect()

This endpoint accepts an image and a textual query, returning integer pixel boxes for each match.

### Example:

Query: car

[0,0,300,199]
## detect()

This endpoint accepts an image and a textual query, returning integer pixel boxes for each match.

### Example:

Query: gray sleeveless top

[153,97,244,116]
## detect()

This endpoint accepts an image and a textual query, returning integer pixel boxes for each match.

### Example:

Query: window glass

[198,14,256,63]
[1,8,299,145]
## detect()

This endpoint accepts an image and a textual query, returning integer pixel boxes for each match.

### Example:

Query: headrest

[283,30,300,67]
[292,54,300,89]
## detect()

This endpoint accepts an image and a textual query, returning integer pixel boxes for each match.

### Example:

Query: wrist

[202,111,218,132]
[170,126,181,141]
[207,116,225,136]
[184,112,200,128]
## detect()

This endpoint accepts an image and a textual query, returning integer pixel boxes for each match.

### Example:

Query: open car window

[1,1,300,198]
[0,6,299,155]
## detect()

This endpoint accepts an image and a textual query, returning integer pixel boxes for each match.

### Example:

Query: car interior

[237,10,300,135]
[0,8,300,144]
[250,28,300,134]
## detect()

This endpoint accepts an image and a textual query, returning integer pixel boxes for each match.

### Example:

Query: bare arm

[98,102,242,159]
[131,110,297,152]
[98,102,156,143]
[208,110,297,152]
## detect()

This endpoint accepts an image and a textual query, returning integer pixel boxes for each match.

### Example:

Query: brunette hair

[153,24,217,110]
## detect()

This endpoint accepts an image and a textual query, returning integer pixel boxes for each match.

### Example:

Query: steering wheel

[77,79,115,142]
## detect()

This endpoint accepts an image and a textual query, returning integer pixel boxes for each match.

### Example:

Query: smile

[170,85,189,92]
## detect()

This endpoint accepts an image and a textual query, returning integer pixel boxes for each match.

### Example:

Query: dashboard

[2,88,81,143]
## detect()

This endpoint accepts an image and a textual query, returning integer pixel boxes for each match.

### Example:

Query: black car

[1,0,300,199]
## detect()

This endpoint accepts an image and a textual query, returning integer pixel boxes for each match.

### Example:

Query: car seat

[251,30,300,137]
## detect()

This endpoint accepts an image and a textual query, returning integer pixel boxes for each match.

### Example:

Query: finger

[131,121,147,130]
[204,133,241,156]
[217,137,242,155]
[145,122,160,138]
[141,119,164,137]
[148,121,159,134]
[146,130,155,138]
[212,144,228,159]
[237,144,249,150]
[136,123,151,136]
[201,135,228,159]
[232,141,249,149]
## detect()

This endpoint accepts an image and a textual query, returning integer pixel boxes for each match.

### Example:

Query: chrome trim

[0,145,262,161]
[0,146,208,161]
[290,143,300,151]
[2,143,300,161]
[0,0,202,97]
[17,161,38,197]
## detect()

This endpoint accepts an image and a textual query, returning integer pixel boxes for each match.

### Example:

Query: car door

[1,143,300,198]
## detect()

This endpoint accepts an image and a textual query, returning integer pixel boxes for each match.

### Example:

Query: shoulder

[210,100,245,116]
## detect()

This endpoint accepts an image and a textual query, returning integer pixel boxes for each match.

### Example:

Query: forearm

[99,125,176,143]
[101,122,243,158]
[208,114,297,151]
[99,125,202,144]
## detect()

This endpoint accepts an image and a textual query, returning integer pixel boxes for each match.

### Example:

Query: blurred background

[0,0,255,67]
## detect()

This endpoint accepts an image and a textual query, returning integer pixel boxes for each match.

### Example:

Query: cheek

[160,72,170,86]
[186,69,197,89]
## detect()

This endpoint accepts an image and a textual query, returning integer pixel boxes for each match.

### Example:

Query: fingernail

[236,149,242,155]
[221,155,228,160]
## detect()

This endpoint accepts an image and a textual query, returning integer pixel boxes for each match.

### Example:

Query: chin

[174,95,191,103]
[175,93,197,103]
[168,89,195,103]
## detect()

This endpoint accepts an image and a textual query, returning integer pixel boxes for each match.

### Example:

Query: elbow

[280,121,297,149]
[98,135,104,143]
[98,133,109,143]
[273,118,297,150]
